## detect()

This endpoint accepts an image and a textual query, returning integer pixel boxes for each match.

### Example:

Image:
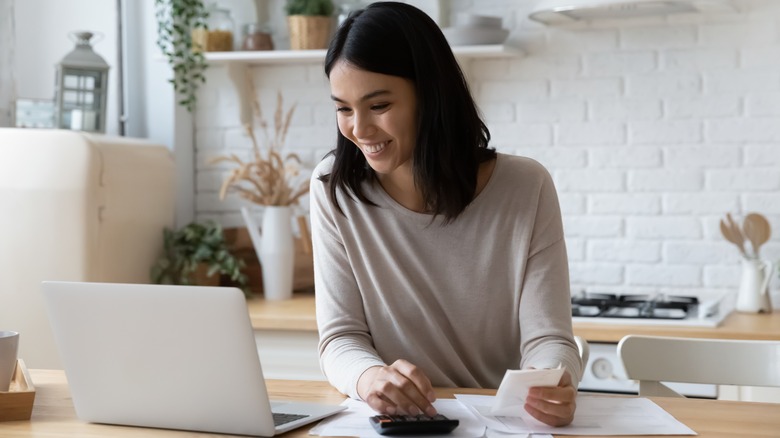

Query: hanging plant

[155,0,209,112]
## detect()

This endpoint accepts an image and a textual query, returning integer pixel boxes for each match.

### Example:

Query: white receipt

[490,365,564,416]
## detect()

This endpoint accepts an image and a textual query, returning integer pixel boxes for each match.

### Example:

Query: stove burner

[571,292,700,320]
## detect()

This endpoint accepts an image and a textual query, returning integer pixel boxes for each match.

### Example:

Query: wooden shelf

[204,44,522,65]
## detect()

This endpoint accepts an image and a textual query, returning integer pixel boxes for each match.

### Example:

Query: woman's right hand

[357,359,438,417]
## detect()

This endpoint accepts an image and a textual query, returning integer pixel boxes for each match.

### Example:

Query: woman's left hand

[524,370,577,426]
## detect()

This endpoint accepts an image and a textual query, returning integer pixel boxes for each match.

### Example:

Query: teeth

[363,142,386,154]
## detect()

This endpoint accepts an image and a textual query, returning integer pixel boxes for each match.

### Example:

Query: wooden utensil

[725,213,749,258]
[720,218,747,258]
[743,213,772,258]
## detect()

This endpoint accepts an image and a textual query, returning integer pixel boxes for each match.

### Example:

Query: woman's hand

[524,370,577,426]
[357,359,438,417]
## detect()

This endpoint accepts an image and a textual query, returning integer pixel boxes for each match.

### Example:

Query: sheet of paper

[491,366,565,416]
[309,398,486,438]
[455,394,697,436]
[485,429,553,438]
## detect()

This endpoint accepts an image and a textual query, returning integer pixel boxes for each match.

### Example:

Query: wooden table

[1,369,779,438]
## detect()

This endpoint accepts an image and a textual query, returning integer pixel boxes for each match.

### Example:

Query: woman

[310,1,582,427]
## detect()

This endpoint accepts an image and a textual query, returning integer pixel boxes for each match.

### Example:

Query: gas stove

[571,291,734,327]
[573,291,735,398]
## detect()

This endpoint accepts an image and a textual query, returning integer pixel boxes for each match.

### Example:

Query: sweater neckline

[371,153,504,223]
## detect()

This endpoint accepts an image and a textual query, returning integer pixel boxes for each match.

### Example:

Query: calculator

[369,414,460,435]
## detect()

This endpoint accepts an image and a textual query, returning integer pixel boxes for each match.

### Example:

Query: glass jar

[241,23,274,51]
[192,6,235,52]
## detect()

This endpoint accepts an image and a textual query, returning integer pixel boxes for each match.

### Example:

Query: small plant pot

[191,263,221,287]
[287,15,331,50]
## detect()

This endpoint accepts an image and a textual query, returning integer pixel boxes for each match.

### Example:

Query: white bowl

[442,26,509,46]
[454,13,503,29]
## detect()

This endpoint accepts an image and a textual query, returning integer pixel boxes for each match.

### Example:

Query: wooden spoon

[720,218,747,258]
[726,213,748,258]
[743,213,772,258]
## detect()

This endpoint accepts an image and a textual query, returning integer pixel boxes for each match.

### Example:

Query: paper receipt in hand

[490,365,565,417]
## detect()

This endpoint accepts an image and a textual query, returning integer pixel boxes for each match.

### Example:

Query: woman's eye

[336,107,352,113]
[371,103,389,111]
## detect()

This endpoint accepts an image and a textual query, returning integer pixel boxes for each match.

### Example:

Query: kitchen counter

[247,292,317,331]
[246,293,780,341]
[573,311,780,342]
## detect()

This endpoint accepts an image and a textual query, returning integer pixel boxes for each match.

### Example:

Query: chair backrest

[618,335,780,397]
[574,335,590,372]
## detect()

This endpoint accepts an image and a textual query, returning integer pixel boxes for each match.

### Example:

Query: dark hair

[320,1,495,222]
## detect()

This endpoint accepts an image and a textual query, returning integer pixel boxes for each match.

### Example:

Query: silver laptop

[41,281,346,436]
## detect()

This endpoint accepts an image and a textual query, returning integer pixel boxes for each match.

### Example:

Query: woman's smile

[361,141,389,155]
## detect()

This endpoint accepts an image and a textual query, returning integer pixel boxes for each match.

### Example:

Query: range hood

[530,0,736,25]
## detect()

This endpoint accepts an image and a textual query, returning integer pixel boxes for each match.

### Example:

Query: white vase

[735,258,773,314]
[241,206,294,301]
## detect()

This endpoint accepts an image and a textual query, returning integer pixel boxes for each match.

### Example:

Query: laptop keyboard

[273,412,310,426]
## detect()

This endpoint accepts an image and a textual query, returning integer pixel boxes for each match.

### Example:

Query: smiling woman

[309,1,582,428]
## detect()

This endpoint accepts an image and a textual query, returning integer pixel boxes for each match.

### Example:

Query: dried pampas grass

[210,71,309,206]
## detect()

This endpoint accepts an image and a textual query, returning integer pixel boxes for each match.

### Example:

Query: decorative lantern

[54,31,109,133]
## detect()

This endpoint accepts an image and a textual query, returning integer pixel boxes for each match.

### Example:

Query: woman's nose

[352,112,374,138]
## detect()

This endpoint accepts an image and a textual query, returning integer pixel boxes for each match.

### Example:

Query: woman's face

[329,60,418,181]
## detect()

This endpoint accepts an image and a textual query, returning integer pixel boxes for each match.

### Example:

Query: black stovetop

[571,292,700,320]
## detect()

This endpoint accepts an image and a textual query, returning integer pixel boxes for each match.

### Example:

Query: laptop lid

[41,281,345,436]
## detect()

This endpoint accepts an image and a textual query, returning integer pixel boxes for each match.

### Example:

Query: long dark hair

[320,1,495,222]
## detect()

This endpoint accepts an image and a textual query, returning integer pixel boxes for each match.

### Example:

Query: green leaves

[151,221,250,295]
[285,0,334,16]
[155,0,209,112]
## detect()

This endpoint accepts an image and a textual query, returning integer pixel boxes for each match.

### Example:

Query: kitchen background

[2,0,779,299]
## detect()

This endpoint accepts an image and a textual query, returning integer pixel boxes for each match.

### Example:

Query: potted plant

[151,220,249,294]
[285,0,335,50]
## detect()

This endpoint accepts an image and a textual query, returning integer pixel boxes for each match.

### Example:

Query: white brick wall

[194,0,780,296]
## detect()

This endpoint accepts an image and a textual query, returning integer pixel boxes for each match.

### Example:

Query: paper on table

[491,366,565,416]
[309,398,486,438]
[485,429,553,438]
[455,394,696,436]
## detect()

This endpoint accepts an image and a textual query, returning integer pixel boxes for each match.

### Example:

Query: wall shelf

[204,44,522,65]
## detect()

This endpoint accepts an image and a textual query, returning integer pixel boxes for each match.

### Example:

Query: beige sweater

[310,153,582,399]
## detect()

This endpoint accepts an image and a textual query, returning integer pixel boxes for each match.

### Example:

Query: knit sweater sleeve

[517,165,583,382]
[309,160,386,399]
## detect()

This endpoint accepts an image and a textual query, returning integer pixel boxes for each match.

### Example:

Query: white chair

[617,335,780,397]
[574,335,590,371]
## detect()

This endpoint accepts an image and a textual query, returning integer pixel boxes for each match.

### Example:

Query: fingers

[392,359,437,404]
[524,370,577,427]
[357,360,438,417]
[524,399,575,427]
